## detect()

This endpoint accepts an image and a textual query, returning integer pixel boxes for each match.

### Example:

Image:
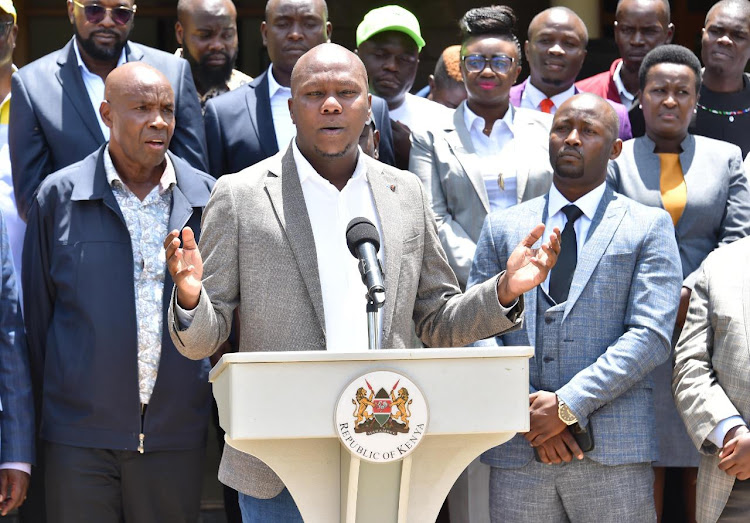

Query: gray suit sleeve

[168,177,239,359]
[556,211,682,424]
[409,129,477,289]
[10,73,52,222]
[673,258,744,454]
[168,59,208,172]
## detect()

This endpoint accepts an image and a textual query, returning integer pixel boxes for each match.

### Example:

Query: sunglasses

[461,54,515,75]
[72,1,137,26]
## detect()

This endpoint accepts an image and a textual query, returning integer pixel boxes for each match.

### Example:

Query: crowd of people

[0,0,748,522]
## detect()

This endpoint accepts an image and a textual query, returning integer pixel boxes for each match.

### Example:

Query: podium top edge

[208,346,533,381]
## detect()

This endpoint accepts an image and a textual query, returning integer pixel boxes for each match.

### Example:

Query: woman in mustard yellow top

[608,45,750,522]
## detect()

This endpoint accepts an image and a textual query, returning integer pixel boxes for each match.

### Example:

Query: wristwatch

[557,398,578,425]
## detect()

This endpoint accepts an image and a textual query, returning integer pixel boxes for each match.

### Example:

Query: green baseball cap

[356,5,425,52]
[0,0,15,23]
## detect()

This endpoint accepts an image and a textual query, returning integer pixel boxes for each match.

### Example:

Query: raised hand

[496,224,561,305]
[164,227,203,310]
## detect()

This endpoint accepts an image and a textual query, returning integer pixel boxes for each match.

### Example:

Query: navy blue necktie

[549,204,584,304]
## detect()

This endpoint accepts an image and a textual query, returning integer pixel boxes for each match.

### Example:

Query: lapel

[522,195,551,350]
[248,71,280,158]
[446,104,490,212]
[675,134,696,234]
[70,144,126,225]
[508,79,527,107]
[365,156,403,341]
[606,59,624,105]
[264,145,326,334]
[633,136,663,207]
[168,154,210,232]
[563,186,627,321]
[55,39,105,143]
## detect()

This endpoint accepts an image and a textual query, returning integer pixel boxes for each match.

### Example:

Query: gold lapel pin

[497,172,505,191]
[390,184,396,192]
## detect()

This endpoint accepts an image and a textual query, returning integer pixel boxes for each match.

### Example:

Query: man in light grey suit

[674,237,750,523]
[468,93,682,522]
[164,43,559,521]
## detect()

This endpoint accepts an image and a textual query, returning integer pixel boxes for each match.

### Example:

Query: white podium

[209,347,532,523]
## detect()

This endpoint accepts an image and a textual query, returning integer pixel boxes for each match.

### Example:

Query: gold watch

[557,398,578,425]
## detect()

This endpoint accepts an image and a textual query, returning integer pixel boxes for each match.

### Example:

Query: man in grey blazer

[468,93,682,522]
[674,237,750,523]
[165,44,559,520]
[10,0,207,221]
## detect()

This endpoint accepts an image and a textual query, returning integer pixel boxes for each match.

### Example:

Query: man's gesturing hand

[497,224,561,306]
[165,227,203,310]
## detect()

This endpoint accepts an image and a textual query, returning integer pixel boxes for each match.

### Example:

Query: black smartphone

[570,421,594,452]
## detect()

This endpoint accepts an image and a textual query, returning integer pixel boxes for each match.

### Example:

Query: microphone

[346,217,386,308]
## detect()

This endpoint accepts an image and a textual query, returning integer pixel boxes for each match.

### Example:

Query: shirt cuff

[707,416,746,449]
[175,301,198,328]
[0,462,31,475]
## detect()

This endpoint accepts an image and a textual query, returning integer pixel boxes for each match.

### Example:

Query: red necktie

[540,98,554,113]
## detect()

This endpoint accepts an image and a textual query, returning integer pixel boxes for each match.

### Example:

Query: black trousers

[44,441,205,523]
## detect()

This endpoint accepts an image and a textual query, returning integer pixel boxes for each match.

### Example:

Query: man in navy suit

[10,0,207,221]
[203,0,395,178]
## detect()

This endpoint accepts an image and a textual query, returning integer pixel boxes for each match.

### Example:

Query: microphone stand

[366,289,385,351]
[367,298,380,351]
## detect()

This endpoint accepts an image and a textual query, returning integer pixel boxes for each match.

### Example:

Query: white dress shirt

[463,102,518,212]
[177,141,384,353]
[541,182,606,294]
[73,40,127,140]
[707,416,746,449]
[612,61,637,110]
[389,92,453,133]
[520,82,576,114]
[267,65,295,152]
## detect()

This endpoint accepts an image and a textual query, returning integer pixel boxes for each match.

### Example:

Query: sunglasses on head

[72,1,136,26]
[461,54,515,75]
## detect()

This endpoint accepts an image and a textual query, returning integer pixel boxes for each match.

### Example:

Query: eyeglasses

[0,21,13,39]
[72,1,137,26]
[461,54,515,74]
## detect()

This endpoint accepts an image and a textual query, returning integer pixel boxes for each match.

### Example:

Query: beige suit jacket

[168,145,523,498]
[674,237,750,523]
[409,104,553,288]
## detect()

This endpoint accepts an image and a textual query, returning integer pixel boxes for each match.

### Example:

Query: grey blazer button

[545,316,554,324]
[543,356,554,363]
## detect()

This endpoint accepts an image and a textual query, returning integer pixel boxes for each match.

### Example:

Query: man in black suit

[10,0,207,221]
[203,0,395,177]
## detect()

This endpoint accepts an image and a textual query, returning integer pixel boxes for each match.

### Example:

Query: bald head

[559,93,620,140]
[101,63,176,175]
[528,7,588,45]
[177,0,236,24]
[616,0,671,24]
[105,62,173,103]
[291,43,368,96]
[706,0,750,24]
[265,0,327,21]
